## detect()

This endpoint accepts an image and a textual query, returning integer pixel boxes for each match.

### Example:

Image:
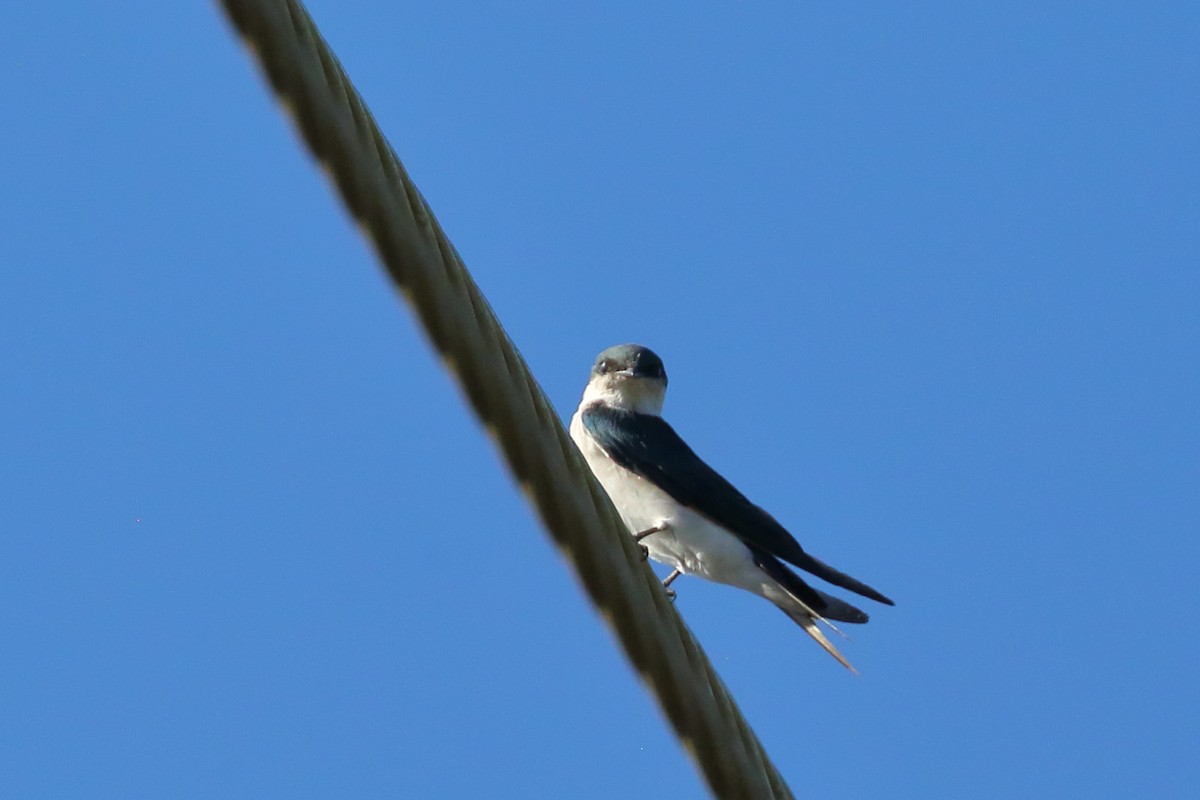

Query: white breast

[569,410,763,590]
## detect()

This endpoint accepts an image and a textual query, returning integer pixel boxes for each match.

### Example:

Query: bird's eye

[597,359,614,375]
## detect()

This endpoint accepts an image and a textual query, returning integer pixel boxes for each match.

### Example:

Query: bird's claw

[634,522,669,542]
[635,523,667,562]
[661,568,682,601]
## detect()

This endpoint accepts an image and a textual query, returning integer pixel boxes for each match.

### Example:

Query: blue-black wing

[581,404,894,609]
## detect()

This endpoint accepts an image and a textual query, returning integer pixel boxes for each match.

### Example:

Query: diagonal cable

[217,2,795,797]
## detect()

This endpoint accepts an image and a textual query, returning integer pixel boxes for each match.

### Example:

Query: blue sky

[3,2,1197,797]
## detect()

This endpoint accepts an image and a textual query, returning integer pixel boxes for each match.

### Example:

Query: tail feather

[782,605,858,673]
[752,552,863,671]
[814,589,870,624]
[787,551,894,606]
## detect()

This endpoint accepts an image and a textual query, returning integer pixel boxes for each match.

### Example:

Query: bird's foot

[634,523,668,562]
[634,522,669,542]
[662,568,682,601]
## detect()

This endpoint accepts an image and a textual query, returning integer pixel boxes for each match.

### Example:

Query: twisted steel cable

[218,2,795,796]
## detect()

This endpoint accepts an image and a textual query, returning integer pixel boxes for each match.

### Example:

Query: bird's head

[582,344,668,415]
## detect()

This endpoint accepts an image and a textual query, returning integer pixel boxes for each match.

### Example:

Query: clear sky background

[3,2,1197,798]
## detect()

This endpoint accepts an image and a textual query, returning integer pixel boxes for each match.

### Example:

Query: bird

[568,343,894,671]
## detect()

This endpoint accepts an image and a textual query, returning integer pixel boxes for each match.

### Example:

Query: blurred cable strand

[217,1,795,797]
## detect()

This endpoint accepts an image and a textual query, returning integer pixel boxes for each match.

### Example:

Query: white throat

[580,375,666,416]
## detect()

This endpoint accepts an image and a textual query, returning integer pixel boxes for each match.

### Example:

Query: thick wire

[217,2,795,797]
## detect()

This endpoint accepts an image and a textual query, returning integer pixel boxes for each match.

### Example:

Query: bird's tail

[779,603,858,674]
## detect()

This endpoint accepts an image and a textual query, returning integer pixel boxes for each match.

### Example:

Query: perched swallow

[569,344,893,671]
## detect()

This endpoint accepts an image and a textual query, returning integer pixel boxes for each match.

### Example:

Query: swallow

[569,344,893,670]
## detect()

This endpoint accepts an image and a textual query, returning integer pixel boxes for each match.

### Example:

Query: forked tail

[780,605,858,674]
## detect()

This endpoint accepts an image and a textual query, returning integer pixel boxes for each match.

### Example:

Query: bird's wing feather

[751,547,870,624]
[581,404,894,606]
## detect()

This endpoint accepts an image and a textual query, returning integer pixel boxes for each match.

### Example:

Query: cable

[217,2,796,796]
